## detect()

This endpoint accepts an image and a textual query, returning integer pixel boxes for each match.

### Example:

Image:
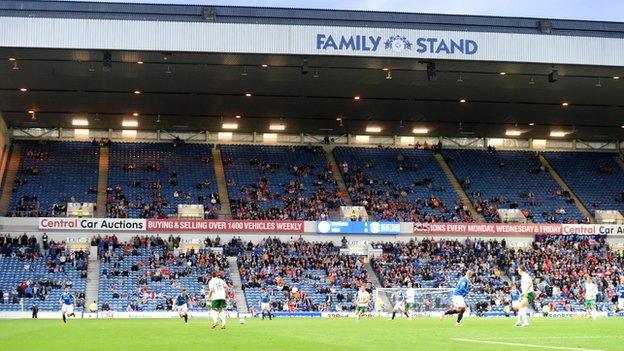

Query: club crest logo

[384,35,412,52]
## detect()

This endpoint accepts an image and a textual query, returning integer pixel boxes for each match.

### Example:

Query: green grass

[0,317,621,351]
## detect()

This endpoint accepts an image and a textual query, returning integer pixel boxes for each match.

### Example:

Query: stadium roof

[1,1,624,140]
[1,1,624,38]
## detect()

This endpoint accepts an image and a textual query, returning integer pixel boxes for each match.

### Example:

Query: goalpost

[372,288,454,317]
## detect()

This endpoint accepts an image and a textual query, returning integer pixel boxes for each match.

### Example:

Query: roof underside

[0,2,623,140]
[1,48,623,140]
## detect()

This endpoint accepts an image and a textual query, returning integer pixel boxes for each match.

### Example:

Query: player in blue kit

[60,286,76,324]
[260,287,272,320]
[390,289,409,320]
[175,288,190,325]
[616,276,624,312]
[440,270,473,327]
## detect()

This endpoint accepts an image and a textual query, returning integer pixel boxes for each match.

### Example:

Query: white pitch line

[452,338,605,351]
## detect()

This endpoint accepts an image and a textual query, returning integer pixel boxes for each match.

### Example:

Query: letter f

[317,34,326,49]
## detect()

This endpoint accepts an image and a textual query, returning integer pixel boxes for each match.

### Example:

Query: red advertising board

[146,219,305,233]
[413,222,562,235]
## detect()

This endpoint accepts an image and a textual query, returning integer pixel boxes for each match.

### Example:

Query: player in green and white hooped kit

[208,271,228,329]
[405,282,416,320]
[355,285,370,323]
[583,276,599,320]
[516,265,534,327]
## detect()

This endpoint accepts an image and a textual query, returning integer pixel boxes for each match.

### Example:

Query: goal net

[373,288,454,317]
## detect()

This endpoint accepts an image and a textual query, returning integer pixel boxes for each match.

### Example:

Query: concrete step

[0,144,22,215]
[84,257,101,307]
[433,153,486,222]
[96,146,109,217]
[212,147,232,219]
[539,154,595,223]
[324,147,353,206]
[226,256,248,313]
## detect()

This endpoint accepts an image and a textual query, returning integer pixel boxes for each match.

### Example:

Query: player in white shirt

[516,266,534,327]
[405,282,416,320]
[355,286,370,323]
[583,276,599,320]
[207,271,229,329]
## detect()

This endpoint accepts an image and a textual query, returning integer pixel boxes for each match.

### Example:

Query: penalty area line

[452,338,605,351]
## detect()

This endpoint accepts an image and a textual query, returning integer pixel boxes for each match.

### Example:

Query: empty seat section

[107,142,219,218]
[545,152,624,214]
[333,147,467,222]
[443,149,584,223]
[9,140,99,217]
[220,144,341,220]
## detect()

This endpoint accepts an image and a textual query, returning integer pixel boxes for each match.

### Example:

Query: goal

[372,288,454,317]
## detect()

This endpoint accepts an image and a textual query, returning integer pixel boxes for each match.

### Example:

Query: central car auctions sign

[413,222,562,235]
[39,218,146,231]
[145,219,304,233]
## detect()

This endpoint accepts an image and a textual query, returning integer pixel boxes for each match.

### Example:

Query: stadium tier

[8,140,99,217]
[107,142,220,219]
[1,234,621,315]
[4,139,624,224]
[443,150,585,223]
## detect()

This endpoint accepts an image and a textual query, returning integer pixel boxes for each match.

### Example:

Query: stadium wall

[1,16,624,66]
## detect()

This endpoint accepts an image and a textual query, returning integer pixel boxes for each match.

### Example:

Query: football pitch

[0,317,621,351]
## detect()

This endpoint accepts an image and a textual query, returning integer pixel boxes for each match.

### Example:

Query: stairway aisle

[212,147,232,219]
[0,144,22,215]
[433,153,485,222]
[324,146,353,206]
[84,257,101,309]
[96,146,109,217]
[227,256,248,313]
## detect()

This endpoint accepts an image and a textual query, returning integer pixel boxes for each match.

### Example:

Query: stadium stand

[237,237,370,312]
[8,140,99,217]
[544,152,624,214]
[1,232,621,315]
[443,149,586,223]
[332,146,473,222]
[106,142,220,219]
[0,234,88,311]
[220,144,343,220]
[96,235,235,312]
